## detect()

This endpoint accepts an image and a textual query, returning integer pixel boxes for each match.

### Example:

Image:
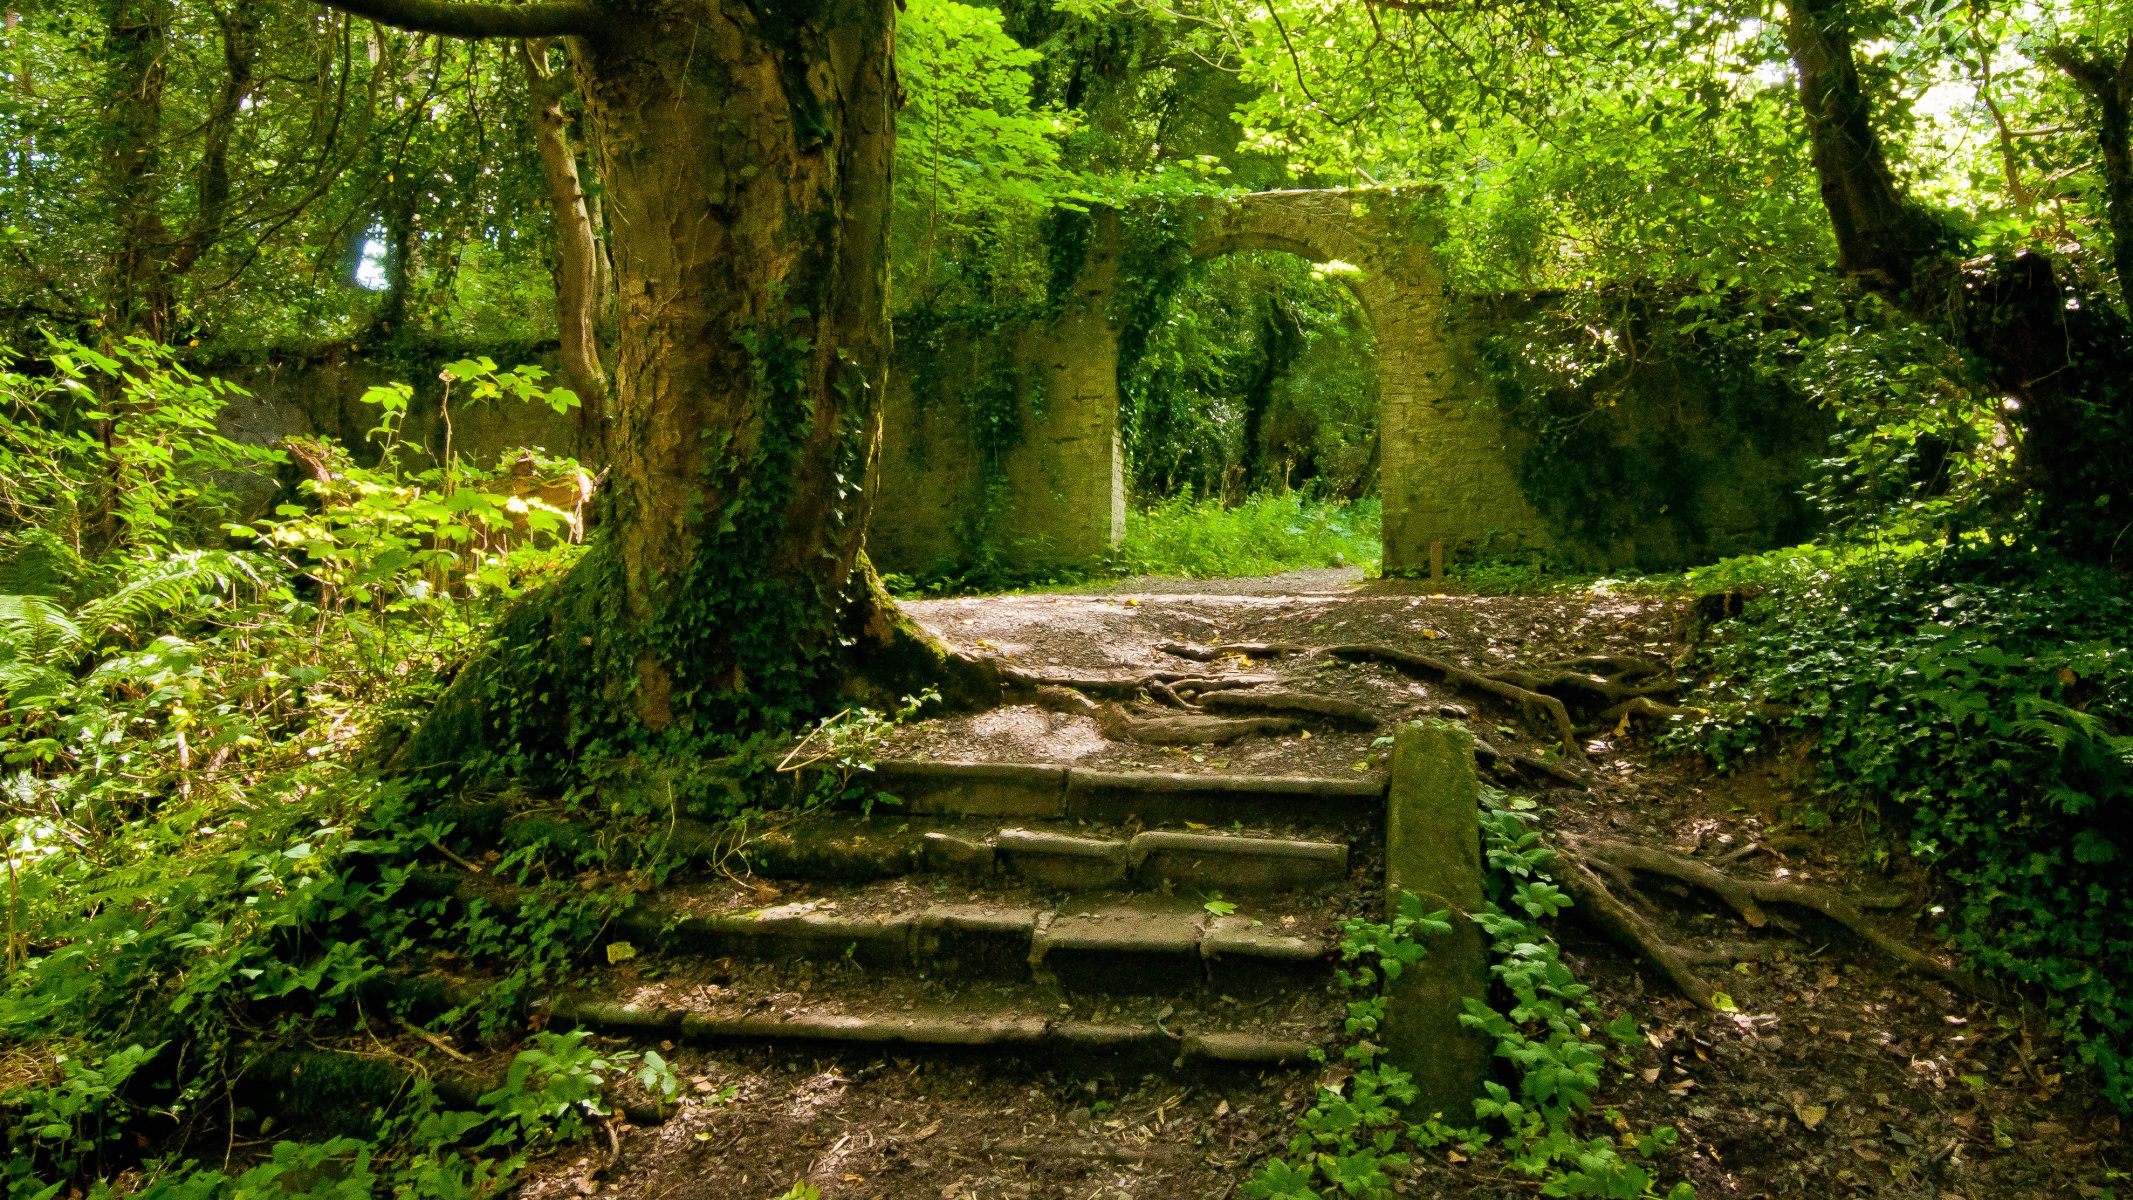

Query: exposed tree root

[1553,848,1720,1009]
[1099,705,1302,745]
[1328,643,1584,758]
[1594,695,1704,730]
[1004,667,1278,702]
[1473,738,1592,789]
[1198,689,1381,729]
[1556,835,1984,1006]
[1155,640,1306,661]
[1034,685,1302,744]
[1489,646,1682,711]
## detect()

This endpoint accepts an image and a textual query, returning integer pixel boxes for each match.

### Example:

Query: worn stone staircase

[535,762,1393,1073]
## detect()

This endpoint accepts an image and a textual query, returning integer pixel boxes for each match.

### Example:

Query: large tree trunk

[370,0,992,783]
[2045,40,2133,302]
[1783,0,2133,560]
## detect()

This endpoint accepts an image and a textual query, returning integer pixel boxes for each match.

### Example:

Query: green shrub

[1115,493,1380,578]
[1672,542,2133,1107]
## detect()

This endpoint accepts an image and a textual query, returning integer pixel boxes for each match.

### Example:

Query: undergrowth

[1115,493,1379,579]
[1247,740,1691,1200]
[1669,540,2133,1108]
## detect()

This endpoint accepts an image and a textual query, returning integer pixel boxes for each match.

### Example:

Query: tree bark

[100,0,174,337]
[1782,0,2133,560]
[1781,0,1928,291]
[2045,39,2133,301]
[330,0,981,780]
[518,38,608,450]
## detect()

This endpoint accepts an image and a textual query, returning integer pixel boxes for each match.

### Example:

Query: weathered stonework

[870,188,1554,575]
[1177,189,1543,571]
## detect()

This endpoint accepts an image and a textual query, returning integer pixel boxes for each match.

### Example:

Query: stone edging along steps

[870,760,1386,826]
[379,739,1493,1103]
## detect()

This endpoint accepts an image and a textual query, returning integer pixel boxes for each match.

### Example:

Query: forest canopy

[0,0,2130,1198]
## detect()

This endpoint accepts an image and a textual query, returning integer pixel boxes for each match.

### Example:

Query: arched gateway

[876,187,1839,576]
[1177,189,1541,572]
[872,187,1544,575]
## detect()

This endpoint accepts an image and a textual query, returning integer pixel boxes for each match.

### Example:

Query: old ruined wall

[871,221,1125,577]
[1440,295,1828,570]
[869,189,1830,576]
[1177,189,1546,570]
[212,342,580,470]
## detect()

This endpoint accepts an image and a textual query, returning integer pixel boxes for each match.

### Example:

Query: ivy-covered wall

[211,340,579,472]
[1447,293,1828,570]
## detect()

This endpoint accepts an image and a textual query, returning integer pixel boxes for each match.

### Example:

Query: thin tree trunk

[518,37,608,453]
[168,0,261,279]
[100,0,173,337]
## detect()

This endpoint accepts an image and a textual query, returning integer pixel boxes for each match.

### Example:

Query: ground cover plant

[1671,541,2133,1106]
[3,0,2133,1194]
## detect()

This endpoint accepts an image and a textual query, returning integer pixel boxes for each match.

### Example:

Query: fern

[75,550,277,642]
[0,593,84,663]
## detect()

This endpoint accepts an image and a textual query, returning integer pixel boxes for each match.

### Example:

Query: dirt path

[527,581,2123,1200]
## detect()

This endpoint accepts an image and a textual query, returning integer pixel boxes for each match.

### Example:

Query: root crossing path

[472,578,2113,1200]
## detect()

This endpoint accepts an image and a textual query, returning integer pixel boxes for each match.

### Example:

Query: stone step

[437,791,1364,892]
[870,761,1386,828]
[917,824,1348,892]
[614,888,1335,994]
[540,992,1321,1071]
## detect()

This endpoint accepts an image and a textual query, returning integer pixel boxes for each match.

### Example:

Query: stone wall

[871,218,1125,577]
[869,188,1826,577]
[211,342,580,480]
[1440,295,1827,570]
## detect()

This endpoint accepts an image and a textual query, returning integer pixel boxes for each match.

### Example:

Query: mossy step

[873,761,1386,826]
[614,893,1331,991]
[922,825,1348,892]
[540,994,1318,1070]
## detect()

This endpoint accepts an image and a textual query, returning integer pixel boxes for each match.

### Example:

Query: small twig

[777,709,852,773]
[401,1019,473,1062]
[427,838,484,875]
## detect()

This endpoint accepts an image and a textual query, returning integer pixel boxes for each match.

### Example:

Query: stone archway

[870,189,1548,575]
[1172,189,1542,572]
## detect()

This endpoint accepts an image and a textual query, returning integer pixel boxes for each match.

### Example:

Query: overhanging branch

[319,0,600,40]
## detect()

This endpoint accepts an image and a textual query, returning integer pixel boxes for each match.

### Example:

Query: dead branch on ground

[1155,640,1306,661]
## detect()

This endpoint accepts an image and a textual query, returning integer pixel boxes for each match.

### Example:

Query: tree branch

[318,0,599,40]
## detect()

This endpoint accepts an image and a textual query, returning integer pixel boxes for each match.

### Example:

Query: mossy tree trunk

[1784,0,2133,559]
[325,0,984,780]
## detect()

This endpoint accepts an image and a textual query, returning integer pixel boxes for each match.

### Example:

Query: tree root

[1557,836,1983,1007]
[1594,695,1704,730]
[1473,738,1591,789]
[1553,848,1720,1009]
[1198,688,1381,730]
[1328,643,1583,758]
[1155,640,1305,661]
[1004,667,1277,702]
[1034,685,1301,744]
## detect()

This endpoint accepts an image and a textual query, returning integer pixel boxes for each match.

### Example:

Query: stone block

[1380,720,1492,1122]
[996,827,1130,889]
[1128,830,1349,892]
[872,760,1067,817]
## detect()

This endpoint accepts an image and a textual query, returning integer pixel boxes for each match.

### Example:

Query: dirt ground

[525,574,2127,1200]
